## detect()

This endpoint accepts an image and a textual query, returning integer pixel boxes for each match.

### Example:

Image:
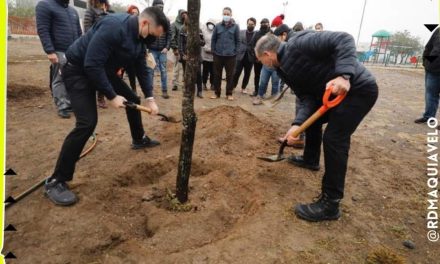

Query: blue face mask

[223,15,231,22]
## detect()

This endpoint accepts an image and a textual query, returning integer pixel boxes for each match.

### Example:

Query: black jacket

[423,28,440,74]
[83,7,109,33]
[178,26,205,62]
[250,28,272,63]
[35,0,82,54]
[276,30,377,125]
[149,19,172,51]
[65,14,152,100]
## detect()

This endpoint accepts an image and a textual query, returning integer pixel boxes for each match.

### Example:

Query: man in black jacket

[44,7,169,206]
[415,27,440,124]
[36,0,82,118]
[249,18,271,97]
[255,33,378,222]
[232,17,256,94]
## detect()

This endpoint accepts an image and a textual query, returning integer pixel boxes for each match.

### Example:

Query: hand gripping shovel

[124,101,181,123]
[258,87,347,162]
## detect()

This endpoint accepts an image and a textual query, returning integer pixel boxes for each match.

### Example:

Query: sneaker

[253,96,263,105]
[210,95,220,99]
[162,91,170,99]
[58,109,71,119]
[227,95,234,101]
[286,155,320,171]
[294,193,341,222]
[414,117,428,124]
[172,85,178,91]
[131,135,160,150]
[44,179,78,206]
[197,92,203,98]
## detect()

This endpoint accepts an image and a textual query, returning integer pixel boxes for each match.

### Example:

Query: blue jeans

[258,65,280,97]
[150,50,168,92]
[424,71,440,119]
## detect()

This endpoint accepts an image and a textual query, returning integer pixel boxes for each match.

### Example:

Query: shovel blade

[257,154,286,162]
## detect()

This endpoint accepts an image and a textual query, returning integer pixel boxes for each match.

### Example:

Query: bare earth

[3,38,438,263]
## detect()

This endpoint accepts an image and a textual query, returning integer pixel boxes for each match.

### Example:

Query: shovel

[263,85,291,108]
[258,87,347,162]
[124,101,181,123]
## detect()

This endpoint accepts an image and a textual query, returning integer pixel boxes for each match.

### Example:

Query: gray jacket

[201,19,216,62]
[211,19,240,57]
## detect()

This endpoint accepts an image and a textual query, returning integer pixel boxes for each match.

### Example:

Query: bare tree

[175,0,200,203]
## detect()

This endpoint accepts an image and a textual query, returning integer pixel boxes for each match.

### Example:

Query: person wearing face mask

[249,18,271,97]
[201,19,216,91]
[232,17,257,94]
[35,0,82,119]
[43,7,169,206]
[255,33,378,222]
[148,0,172,99]
[210,7,240,101]
[170,9,188,91]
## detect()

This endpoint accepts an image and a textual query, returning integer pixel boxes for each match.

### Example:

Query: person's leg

[158,51,168,93]
[225,56,236,97]
[270,69,280,96]
[242,58,253,89]
[253,62,263,96]
[423,71,440,119]
[208,61,214,89]
[213,55,223,97]
[202,60,209,87]
[322,88,378,199]
[51,52,71,116]
[52,65,97,183]
[197,64,203,97]
[172,58,180,90]
[258,66,270,97]
[232,58,244,89]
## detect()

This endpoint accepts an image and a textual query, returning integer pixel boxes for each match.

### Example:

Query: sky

[112,0,439,45]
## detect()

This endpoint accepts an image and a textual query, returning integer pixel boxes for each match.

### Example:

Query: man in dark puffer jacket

[255,32,378,222]
[36,0,82,118]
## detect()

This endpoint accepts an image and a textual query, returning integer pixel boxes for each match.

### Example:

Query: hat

[127,5,139,14]
[271,14,284,28]
[274,24,290,36]
[152,0,164,6]
[260,18,269,24]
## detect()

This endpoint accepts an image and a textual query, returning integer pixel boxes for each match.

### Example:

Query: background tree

[389,30,423,64]
[175,0,200,203]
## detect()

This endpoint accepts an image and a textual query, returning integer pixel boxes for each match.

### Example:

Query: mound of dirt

[7,83,47,101]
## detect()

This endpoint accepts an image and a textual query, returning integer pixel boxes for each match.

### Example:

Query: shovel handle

[124,101,153,114]
[289,86,346,138]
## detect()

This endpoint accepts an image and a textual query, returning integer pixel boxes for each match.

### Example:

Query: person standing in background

[210,7,240,101]
[233,17,256,94]
[249,18,271,97]
[36,0,82,118]
[149,0,172,99]
[315,22,324,31]
[271,14,284,28]
[83,0,112,108]
[201,19,216,91]
[170,9,188,91]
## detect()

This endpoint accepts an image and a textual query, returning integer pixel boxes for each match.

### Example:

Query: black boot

[286,155,320,171]
[44,178,78,206]
[294,193,341,222]
[131,135,160,150]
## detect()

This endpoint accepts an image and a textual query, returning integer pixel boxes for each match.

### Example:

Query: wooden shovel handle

[289,87,346,138]
[124,101,153,114]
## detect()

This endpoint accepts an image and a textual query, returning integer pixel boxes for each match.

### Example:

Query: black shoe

[294,193,341,222]
[172,85,178,91]
[250,91,258,97]
[414,117,428,124]
[286,155,320,171]
[58,109,71,119]
[197,92,203,98]
[131,135,160,150]
[162,91,170,99]
[44,179,78,206]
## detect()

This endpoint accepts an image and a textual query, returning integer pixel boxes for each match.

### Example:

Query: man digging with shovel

[255,33,378,222]
[44,7,169,206]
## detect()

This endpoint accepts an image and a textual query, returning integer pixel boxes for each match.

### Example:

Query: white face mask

[207,24,214,30]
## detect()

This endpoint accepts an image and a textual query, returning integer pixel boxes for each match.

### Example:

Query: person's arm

[199,30,205,47]
[179,32,186,59]
[296,31,357,78]
[35,1,55,54]
[234,24,240,54]
[134,49,153,98]
[170,23,178,50]
[165,20,172,51]
[424,28,439,57]
[74,9,83,36]
[211,25,218,54]
[83,9,94,33]
[83,18,121,100]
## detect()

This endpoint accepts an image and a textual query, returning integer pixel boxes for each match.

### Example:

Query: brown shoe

[210,95,219,99]
[227,96,234,101]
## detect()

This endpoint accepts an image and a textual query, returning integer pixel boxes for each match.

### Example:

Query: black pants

[202,60,214,87]
[182,60,203,93]
[233,54,253,89]
[303,85,378,199]
[253,62,263,95]
[52,63,145,182]
[213,54,236,96]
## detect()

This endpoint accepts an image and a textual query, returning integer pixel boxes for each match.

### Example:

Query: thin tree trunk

[175,0,200,203]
